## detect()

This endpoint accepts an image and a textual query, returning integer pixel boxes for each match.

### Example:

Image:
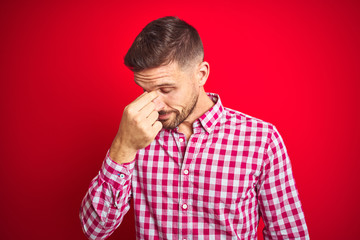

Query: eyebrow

[153,83,176,88]
[135,81,176,89]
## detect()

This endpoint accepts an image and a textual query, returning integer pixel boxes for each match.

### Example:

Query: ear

[197,61,210,87]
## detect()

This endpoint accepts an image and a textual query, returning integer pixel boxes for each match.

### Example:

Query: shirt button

[179,138,184,143]
[182,203,188,210]
[184,169,189,175]
[119,174,125,178]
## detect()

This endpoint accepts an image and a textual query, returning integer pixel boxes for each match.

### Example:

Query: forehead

[134,62,186,87]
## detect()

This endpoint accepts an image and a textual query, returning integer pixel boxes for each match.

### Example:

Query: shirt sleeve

[79,150,136,239]
[257,126,309,240]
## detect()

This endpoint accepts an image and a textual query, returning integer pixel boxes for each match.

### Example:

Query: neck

[178,89,214,139]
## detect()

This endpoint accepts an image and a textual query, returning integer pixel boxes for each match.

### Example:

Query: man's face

[134,61,200,129]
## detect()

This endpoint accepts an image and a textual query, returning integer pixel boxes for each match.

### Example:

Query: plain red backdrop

[1,0,359,239]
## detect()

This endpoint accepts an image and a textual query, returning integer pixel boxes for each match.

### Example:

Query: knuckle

[133,115,141,124]
[143,133,152,142]
[141,123,148,130]
[124,105,133,114]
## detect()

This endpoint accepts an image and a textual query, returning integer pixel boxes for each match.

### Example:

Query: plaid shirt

[80,93,309,240]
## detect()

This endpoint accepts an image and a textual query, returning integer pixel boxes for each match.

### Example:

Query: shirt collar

[196,92,224,133]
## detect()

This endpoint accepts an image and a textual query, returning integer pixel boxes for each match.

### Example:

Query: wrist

[109,141,137,164]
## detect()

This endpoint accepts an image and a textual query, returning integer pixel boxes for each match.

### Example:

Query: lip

[158,112,172,120]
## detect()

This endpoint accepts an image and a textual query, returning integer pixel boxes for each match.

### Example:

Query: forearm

[79,151,135,239]
[79,91,161,238]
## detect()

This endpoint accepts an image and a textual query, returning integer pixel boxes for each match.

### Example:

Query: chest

[133,131,267,205]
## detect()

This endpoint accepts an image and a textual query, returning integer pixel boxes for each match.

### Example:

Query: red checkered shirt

[80,93,309,240]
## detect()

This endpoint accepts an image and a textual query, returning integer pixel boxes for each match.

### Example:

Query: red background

[1,0,359,239]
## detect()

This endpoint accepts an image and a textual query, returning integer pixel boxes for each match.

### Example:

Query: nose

[152,96,165,112]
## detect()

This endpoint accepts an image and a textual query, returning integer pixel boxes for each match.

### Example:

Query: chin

[161,123,177,130]
[160,119,178,130]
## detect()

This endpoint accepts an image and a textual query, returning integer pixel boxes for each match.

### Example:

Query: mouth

[158,111,173,121]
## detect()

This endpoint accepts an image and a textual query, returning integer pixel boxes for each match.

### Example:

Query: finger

[138,101,156,119]
[152,121,163,133]
[133,91,148,101]
[146,110,159,125]
[131,91,158,112]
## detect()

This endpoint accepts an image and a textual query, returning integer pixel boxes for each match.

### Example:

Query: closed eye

[160,88,173,94]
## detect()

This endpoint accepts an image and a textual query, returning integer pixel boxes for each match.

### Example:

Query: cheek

[163,92,186,109]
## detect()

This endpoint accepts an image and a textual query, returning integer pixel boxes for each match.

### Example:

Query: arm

[79,91,162,239]
[79,151,135,239]
[257,126,309,240]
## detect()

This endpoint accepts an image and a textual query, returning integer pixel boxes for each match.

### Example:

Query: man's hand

[109,91,163,164]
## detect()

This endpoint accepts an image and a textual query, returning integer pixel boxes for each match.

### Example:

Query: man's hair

[124,16,204,72]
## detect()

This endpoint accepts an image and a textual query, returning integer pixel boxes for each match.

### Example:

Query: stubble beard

[159,93,199,130]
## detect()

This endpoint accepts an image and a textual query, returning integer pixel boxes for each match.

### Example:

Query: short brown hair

[124,16,204,72]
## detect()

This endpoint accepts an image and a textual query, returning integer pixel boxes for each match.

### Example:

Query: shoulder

[221,107,275,130]
[219,107,278,137]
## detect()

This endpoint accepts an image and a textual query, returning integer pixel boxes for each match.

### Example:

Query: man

[80,16,309,240]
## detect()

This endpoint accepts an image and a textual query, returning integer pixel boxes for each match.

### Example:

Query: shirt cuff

[99,149,135,190]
